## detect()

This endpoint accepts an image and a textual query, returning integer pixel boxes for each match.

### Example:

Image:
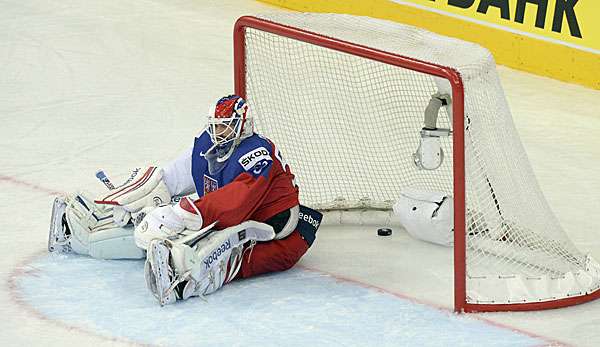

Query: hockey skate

[145,240,183,306]
[48,197,72,253]
[145,238,245,306]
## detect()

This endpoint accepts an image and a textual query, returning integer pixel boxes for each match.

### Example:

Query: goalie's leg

[237,204,321,278]
[144,220,275,305]
[48,193,145,259]
[237,230,309,278]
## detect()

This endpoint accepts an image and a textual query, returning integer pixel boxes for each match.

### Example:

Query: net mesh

[240,13,600,306]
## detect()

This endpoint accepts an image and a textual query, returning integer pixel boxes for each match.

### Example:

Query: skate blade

[48,197,67,252]
[150,241,177,306]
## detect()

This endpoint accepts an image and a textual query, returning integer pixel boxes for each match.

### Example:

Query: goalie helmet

[206,95,253,162]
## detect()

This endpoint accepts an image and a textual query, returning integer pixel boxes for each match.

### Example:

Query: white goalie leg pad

[59,192,145,259]
[393,188,454,247]
[95,167,171,213]
[184,221,275,297]
[144,221,275,305]
[86,227,145,259]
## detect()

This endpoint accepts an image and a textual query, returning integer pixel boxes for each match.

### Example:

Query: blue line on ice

[16,254,544,347]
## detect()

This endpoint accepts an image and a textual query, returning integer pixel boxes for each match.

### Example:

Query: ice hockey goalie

[48,95,321,305]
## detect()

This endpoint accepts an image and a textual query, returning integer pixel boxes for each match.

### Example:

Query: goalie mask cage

[233,13,600,312]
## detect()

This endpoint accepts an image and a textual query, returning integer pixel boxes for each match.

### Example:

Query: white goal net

[235,13,600,311]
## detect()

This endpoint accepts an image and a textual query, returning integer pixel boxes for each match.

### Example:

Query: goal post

[233,13,600,312]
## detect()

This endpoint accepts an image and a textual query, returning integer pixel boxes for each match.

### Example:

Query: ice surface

[15,254,543,347]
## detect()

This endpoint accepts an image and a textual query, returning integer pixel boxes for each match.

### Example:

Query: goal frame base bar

[461,289,600,312]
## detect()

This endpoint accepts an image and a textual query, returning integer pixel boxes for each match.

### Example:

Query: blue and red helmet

[206,95,253,161]
[214,95,248,119]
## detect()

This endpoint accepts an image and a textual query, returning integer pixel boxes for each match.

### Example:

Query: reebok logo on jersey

[299,211,320,229]
[239,147,271,171]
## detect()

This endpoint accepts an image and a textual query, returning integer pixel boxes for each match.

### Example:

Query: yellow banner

[393,0,599,52]
[258,0,599,89]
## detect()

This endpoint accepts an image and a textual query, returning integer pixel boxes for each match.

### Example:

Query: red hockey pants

[237,230,309,279]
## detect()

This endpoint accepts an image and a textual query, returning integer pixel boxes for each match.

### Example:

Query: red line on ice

[298,265,570,347]
[0,174,64,196]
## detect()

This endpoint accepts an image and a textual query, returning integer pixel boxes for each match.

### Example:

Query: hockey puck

[377,228,392,236]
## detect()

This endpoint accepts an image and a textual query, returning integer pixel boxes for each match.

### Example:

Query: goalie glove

[134,196,204,250]
[95,167,171,213]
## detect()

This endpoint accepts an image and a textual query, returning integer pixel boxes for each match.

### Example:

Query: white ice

[1,1,599,346]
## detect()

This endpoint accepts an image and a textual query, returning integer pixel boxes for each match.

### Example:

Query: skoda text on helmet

[206,95,254,162]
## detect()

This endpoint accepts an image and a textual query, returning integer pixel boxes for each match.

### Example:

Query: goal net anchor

[413,93,452,171]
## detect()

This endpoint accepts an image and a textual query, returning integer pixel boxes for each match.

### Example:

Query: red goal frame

[232,15,600,313]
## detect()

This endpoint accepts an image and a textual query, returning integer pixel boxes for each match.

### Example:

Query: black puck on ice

[377,228,392,236]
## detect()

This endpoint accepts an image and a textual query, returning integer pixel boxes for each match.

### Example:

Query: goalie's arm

[162,147,195,197]
[95,149,196,212]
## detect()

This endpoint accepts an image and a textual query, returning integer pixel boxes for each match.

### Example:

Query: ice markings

[16,254,545,347]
